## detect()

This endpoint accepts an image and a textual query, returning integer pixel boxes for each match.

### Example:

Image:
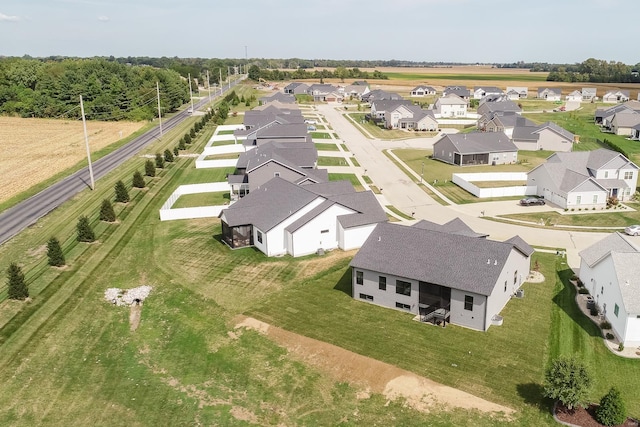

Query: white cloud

[0,12,20,22]
[97,15,109,22]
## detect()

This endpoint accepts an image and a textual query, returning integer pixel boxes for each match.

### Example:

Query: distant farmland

[0,117,144,203]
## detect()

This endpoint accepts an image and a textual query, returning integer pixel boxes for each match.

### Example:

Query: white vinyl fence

[452,172,536,198]
[160,182,231,221]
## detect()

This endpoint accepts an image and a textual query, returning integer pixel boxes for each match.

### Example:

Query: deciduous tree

[543,355,592,410]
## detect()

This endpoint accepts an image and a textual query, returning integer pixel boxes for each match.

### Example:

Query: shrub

[543,355,592,410]
[590,306,599,316]
[618,343,624,352]
[564,208,568,212]
[99,199,116,222]
[578,288,589,294]
[132,171,146,189]
[189,128,196,138]
[596,387,626,426]
[145,159,156,177]
[606,333,614,340]
[155,153,165,169]
[47,237,65,267]
[7,262,29,300]
[173,146,179,157]
[600,321,612,330]
[184,134,191,144]
[76,216,96,242]
[114,180,130,203]
[178,138,186,150]
[571,208,575,212]
[164,149,174,163]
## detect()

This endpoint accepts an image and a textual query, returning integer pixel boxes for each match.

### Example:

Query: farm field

[0,116,145,203]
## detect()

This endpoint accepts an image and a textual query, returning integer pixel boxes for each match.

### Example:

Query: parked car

[519,197,545,206]
[624,224,640,236]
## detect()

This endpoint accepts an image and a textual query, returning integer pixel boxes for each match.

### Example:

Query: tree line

[546,58,640,83]
[247,64,387,82]
[0,57,190,120]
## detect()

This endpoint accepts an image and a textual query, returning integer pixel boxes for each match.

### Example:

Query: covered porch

[418,281,451,326]
[454,152,489,166]
[221,221,253,249]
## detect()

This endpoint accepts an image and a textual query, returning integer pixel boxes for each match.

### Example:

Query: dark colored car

[519,197,545,206]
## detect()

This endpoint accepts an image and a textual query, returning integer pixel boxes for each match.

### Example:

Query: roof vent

[487,259,490,264]
[625,280,630,286]
[494,260,498,265]
[378,236,381,242]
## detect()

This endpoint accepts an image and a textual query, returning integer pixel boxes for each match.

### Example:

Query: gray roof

[256,123,309,139]
[350,222,531,296]
[411,85,436,92]
[579,232,637,267]
[491,114,535,129]
[612,111,640,128]
[512,125,539,142]
[533,121,575,140]
[504,236,535,257]
[307,84,338,94]
[259,92,296,104]
[435,131,518,154]
[538,87,561,96]
[413,218,488,238]
[437,93,467,105]
[610,252,640,313]
[363,89,404,101]
[443,86,470,98]
[371,99,412,111]
[604,89,630,98]
[474,86,503,93]
[237,140,318,172]
[477,100,521,115]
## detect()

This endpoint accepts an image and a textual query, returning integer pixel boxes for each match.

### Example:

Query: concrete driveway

[316,104,605,269]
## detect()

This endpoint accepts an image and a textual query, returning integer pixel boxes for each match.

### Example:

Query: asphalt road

[0,79,242,245]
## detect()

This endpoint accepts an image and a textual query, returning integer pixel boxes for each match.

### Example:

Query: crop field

[0,117,144,203]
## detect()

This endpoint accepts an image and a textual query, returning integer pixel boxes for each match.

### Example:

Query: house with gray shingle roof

[283,82,310,95]
[433,132,518,166]
[582,88,597,101]
[370,99,412,120]
[537,87,562,101]
[579,232,640,347]
[410,85,437,97]
[361,89,404,103]
[342,84,370,100]
[443,86,470,100]
[259,92,296,105]
[349,220,533,331]
[506,86,528,99]
[595,100,640,127]
[384,104,438,131]
[227,140,326,199]
[473,86,504,100]
[610,110,640,136]
[603,89,630,104]
[526,149,639,208]
[513,121,575,152]
[565,90,583,102]
[476,100,521,116]
[219,178,387,257]
[434,93,468,117]
[484,113,535,138]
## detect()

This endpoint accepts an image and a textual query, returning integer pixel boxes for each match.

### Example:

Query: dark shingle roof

[413,218,488,238]
[437,132,518,154]
[350,222,530,296]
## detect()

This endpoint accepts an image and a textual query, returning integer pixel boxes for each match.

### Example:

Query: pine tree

[178,138,186,150]
[47,237,65,267]
[145,159,156,177]
[189,128,196,138]
[164,149,174,163]
[155,153,165,169]
[173,146,179,157]
[132,171,146,188]
[76,215,96,242]
[596,387,626,426]
[99,199,116,222]
[7,263,29,300]
[184,134,192,145]
[114,180,130,203]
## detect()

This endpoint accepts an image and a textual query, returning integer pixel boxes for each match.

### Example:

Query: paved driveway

[317,104,605,269]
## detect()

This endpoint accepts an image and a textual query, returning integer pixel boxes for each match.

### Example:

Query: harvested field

[0,116,144,203]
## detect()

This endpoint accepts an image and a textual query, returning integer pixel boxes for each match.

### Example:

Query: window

[576,195,581,205]
[396,280,411,296]
[504,281,508,292]
[359,293,373,301]
[464,295,474,311]
[379,276,387,291]
[593,195,598,204]
[274,172,280,177]
[601,286,604,295]
[395,302,411,310]
[604,171,609,178]
[256,231,263,244]
[356,271,363,285]
[624,171,633,180]
[320,229,329,234]
[514,270,518,285]
[614,304,619,317]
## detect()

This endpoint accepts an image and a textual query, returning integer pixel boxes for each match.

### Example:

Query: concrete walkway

[316,104,606,269]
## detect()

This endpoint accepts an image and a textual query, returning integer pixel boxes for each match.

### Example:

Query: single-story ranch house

[219,178,387,257]
[350,219,533,331]
[433,132,518,166]
[579,232,640,347]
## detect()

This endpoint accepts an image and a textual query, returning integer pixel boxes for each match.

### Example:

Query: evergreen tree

[184,134,192,144]
[114,180,130,203]
[76,215,96,242]
[145,159,156,177]
[178,138,186,150]
[7,263,29,300]
[99,199,116,222]
[173,146,179,157]
[596,387,626,426]
[543,355,592,410]
[164,149,174,163]
[132,171,146,188]
[189,127,196,138]
[155,153,165,169]
[47,237,65,267]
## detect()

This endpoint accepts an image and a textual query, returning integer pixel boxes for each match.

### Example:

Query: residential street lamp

[420,161,424,183]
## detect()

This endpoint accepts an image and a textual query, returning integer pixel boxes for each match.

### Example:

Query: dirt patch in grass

[0,116,143,203]
[129,304,142,331]
[235,317,515,418]
[293,249,356,281]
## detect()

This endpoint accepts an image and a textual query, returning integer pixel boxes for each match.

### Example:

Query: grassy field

[498,203,640,228]
[314,142,340,151]
[171,191,230,208]
[384,72,548,82]
[318,156,349,167]
[203,153,240,160]
[391,149,550,204]
[346,113,437,140]
[311,131,332,139]
[0,117,146,204]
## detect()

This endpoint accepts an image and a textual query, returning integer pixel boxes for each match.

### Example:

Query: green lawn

[498,203,640,227]
[385,205,413,220]
[314,142,340,151]
[216,129,235,135]
[171,191,230,208]
[328,173,364,191]
[318,156,349,167]
[203,153,239,160]
[391,149,550,204]
[311,131,332,139]
[346,113,437,140]
[351,157,361,167]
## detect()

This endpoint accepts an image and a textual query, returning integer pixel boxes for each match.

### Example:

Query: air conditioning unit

[515,289,525,298]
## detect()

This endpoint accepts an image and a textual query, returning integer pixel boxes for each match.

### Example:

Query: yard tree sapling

[7,262,29,300]
[47,237,65,267]
[596,387,626,426]
[145,159,156,177]
[155,153,165,169]
[543,355,592,410]
[132,171,146,189]
[114,180,130,203]
[76,216,96,242]
[164,149,174,163]
[99,199,116,222]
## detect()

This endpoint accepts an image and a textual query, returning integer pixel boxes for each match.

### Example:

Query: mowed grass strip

[318,156,349,167]
[498,204,639,228]
[314,142,340,151]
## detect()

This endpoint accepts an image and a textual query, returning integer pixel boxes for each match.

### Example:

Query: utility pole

[79,95,95,190]
[156,81,163,137]
[188,72,194,113]
[219,69,222,96]
[206,70,211,102]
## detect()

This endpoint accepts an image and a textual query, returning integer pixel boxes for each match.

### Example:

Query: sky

[1,0,639,64]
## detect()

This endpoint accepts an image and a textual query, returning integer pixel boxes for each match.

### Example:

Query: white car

[624,225,640,236]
